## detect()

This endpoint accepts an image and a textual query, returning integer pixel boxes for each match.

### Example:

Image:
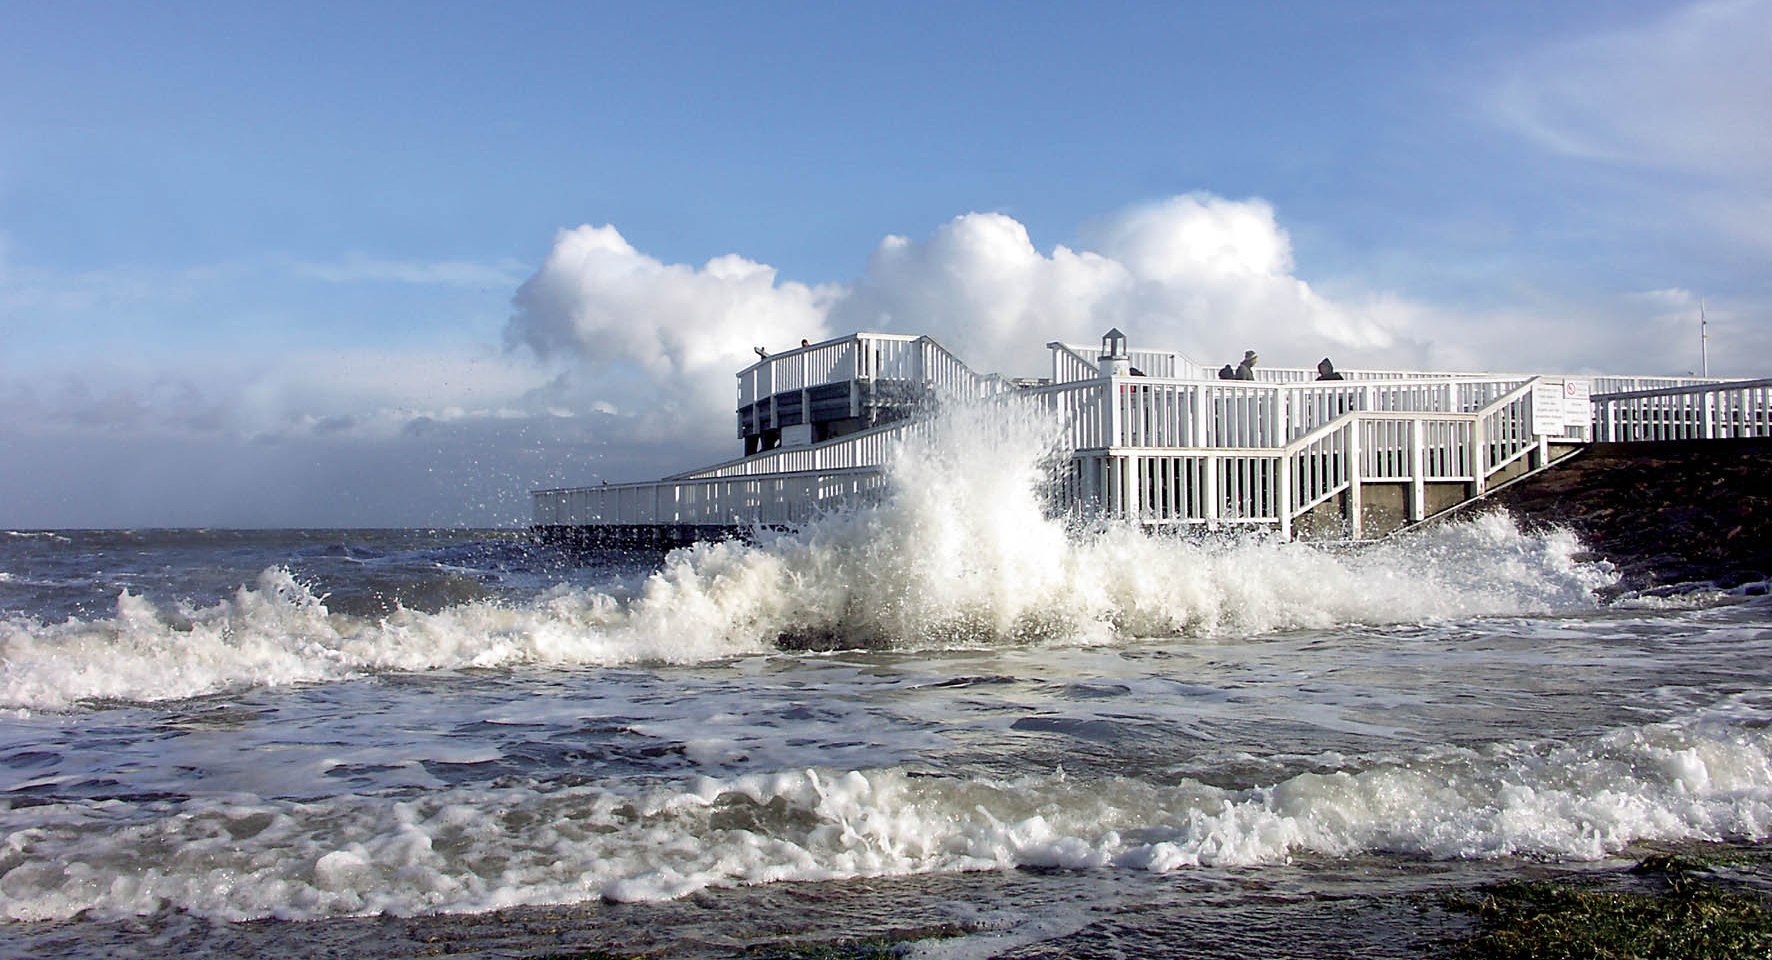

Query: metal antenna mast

[1701,299,1709,377]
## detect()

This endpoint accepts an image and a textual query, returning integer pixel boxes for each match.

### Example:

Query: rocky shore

[1477,438,1772,594]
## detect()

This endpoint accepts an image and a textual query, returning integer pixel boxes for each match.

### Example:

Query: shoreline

[8,839,1768,959]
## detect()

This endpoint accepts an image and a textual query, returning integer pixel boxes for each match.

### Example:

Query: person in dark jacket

[1315,357,1345,381]
[1234,350,1258,380]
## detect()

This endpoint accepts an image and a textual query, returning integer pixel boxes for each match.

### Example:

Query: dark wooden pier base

[531,523,758,549]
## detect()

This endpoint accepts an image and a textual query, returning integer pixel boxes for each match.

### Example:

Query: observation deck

[534,330,1765,545]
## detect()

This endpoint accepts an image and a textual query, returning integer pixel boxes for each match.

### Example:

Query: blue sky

[2,1,1767,527]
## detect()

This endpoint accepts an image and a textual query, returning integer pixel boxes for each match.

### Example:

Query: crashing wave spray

[1,400,1615,709]
[767,396,1086,647]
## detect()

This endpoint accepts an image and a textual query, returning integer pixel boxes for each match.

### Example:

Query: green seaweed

[1443,854,1772,959]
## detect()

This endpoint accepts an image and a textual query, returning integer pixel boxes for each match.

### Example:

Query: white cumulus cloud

[500,190,1768,489]
[831,212,1134,374]
[823,196,1413,377]
[505,224,841,448]
[503,194,1438,475]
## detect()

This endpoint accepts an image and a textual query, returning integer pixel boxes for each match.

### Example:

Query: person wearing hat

[1235,350,1258,380]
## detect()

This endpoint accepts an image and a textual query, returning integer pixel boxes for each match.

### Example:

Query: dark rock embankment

[1476,438,1772,594]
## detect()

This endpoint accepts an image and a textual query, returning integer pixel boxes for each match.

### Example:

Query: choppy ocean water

[4,416,1771,957]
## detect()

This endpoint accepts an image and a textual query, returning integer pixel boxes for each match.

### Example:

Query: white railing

[737,336,871,409]
[1592,379,1772,442]
[1047,343,1101,384]
[534,467,889,529]
[738,333,1010,411]
[1590,375,1723,395]
[1050,342,1209,382]
[662,374,1528,527]
[671,419,919,480]
[1027,374,1536,453]
[1025,379,1110,452]
[1054,375,1543,535]
[859,334,925,381]
[915,337,1016,400]
[1257,367,1466,384]
[547,372,1557,534]
[1130,348,1188,379]
[547,330,1767,537]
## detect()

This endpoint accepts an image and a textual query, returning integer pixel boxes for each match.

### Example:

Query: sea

[3,409,1771,958]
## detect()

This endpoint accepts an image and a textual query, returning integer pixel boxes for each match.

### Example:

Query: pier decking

[534,331,1761,544]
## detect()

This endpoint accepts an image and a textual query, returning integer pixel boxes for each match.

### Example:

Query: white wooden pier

[533,330,1762,543]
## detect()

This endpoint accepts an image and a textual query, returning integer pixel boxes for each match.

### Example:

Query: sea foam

[0,401,1615,710]
[2,710,1766,922]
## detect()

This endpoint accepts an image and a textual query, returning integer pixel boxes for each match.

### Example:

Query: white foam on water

[2,710,1767,922]
[1612,589,1734,611]
[0,401,1616,710]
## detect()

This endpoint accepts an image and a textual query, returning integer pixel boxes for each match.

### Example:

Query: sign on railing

[1530,378,1592,436]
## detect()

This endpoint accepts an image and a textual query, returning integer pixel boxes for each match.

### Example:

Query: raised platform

[535,330,1752,544]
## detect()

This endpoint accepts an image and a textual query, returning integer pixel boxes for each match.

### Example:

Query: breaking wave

[0,403,1615,710]
[3,708,1767,922]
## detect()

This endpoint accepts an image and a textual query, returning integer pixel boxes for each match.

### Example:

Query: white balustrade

[1593,379,1772,442]
[548,335,1772,539]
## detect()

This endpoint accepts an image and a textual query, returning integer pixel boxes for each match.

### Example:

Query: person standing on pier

[1235,350,1259,380]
